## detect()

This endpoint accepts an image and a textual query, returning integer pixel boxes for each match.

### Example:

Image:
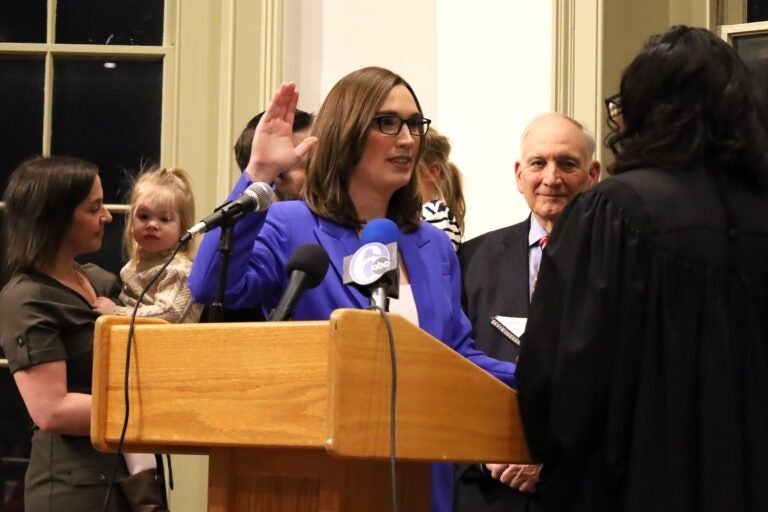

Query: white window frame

[0,1,178,214]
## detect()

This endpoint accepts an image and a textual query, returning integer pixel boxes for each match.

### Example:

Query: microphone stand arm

[370,287,390,312]
[208,221,235,322]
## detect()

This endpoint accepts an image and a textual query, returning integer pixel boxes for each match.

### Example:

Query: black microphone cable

[101,240,185,512]
[368,304,398,512]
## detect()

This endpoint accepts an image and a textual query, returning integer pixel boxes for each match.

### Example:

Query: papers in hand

[490,315,527,346]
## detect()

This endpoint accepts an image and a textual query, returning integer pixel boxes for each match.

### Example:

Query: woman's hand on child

[92,296,117,315]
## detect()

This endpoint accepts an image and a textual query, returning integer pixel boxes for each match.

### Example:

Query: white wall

[283,0,437,116]
[436,2,553,240]
[282,0,324,111]
[283,0,553,240]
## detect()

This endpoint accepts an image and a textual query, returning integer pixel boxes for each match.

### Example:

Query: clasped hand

[486,463,542,493]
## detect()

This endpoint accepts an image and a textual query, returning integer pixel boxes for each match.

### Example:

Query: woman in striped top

[418,128,466,250]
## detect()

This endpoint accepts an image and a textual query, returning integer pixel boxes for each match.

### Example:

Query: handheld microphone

[268,244,330,321]
[343,218,401,311]
[179,182,274,244]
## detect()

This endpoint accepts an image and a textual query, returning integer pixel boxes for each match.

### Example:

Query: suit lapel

[501,218,532,313]
[400,228,437,335]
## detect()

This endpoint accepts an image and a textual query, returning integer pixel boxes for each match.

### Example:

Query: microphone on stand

[269,244,330,321]
[179,182,273,244]
[342,218,401,311]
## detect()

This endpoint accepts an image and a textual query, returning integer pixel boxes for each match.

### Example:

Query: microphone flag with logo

[343,218,401,310]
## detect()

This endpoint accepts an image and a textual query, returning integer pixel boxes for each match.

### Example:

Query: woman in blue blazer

[189,67,515,387]
[188,67,516,512]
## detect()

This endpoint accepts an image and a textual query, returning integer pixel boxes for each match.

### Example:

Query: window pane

[0,368,31,511]
[0,208,32,512]
[748,0,768,22]
[0,57,44,197]
[52,58,162,204]
[0,0,46,43]
[733,34,768,102]
[56,0,164,45]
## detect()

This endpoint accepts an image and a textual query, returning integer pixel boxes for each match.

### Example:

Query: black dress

[516,167,768,512]
[0,264,131,512]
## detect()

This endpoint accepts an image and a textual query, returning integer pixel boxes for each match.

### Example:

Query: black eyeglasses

[372,115,431,136]
[605,93,622,129]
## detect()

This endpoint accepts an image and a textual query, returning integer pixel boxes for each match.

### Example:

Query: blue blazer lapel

[314,219,368,309]
[399,228,438,335]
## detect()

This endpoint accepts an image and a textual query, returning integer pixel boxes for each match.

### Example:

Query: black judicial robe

[517,167,768,512]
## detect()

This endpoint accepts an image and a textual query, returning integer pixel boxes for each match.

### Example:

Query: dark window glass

[0,57,45,197]
[52,58,162,204]
[748,0,768,22]
[0,364,31,511]
[0,208,32,512]
[733,34,768,103]
[0,0,46,43]
[56,0,164,45]
[77,211,127,275]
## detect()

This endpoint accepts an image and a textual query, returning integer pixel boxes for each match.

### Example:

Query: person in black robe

[515,25,768,512]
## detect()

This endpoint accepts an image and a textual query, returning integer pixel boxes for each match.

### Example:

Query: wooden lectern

[91,310,530,511]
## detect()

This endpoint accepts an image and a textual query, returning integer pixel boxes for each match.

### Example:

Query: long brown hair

[304,67,425,232]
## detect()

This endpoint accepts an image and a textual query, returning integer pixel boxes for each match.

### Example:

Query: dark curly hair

[607,25,768,187]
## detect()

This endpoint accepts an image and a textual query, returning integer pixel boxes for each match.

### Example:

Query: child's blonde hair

[123,166,196,260]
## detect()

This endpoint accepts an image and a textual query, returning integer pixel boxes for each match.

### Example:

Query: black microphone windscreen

[285,244,330,289]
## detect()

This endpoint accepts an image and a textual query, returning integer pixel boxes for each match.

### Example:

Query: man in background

[454,113,600,512]
[214,109,315,323]
[234,109,314,200]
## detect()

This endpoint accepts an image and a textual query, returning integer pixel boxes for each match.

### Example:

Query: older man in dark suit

[454,113,600,512]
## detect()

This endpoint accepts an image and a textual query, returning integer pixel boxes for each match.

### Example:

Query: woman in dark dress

[0,156,164,511]
[515,26,768,512]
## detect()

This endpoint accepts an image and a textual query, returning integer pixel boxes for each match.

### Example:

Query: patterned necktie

[533,235,549,292]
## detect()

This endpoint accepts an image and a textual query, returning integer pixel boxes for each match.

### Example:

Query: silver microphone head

[244,182,275,212]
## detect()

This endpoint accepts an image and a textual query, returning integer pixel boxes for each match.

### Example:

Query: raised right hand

[246,83,318,184]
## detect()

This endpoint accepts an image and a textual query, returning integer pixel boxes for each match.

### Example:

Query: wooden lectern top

[91,309,530,464]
